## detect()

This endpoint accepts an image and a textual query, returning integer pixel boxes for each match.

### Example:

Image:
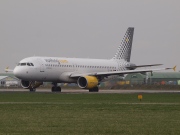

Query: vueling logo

[59,60,68,63]
[45,58,68,64]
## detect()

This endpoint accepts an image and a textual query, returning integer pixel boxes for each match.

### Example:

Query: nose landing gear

[29,88,36,92]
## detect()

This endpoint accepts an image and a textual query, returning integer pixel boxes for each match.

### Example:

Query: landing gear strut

[51,83,61,92]
[89,87,99,92]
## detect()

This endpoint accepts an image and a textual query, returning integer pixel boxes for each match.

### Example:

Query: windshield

[17,63,34,66]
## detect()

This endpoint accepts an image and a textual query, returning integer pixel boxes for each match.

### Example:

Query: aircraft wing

[70,66,176,78]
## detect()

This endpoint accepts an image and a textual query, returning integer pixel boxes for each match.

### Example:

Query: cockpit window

[21,63,26,66]
[27,63,31,66]
[17,63,34,66]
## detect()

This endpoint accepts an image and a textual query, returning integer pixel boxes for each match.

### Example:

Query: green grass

[0,92,180,135]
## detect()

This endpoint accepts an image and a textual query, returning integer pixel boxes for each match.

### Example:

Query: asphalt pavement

[0,88,180,93]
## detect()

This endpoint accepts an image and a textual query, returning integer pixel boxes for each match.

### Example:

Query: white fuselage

[10,28,170,91]
[13,57,130,83]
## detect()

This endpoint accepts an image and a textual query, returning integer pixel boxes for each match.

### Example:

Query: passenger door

[37,58,46,80]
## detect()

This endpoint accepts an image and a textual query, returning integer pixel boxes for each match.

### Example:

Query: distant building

[125,72,180,85]
[0,75,20,87]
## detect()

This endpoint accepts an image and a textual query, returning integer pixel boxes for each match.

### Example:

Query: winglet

[173,66,177,72]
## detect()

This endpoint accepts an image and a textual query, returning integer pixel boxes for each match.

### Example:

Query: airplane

[6,27,176,92]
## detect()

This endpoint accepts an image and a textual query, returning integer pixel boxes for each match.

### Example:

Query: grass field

[0,92,180,135]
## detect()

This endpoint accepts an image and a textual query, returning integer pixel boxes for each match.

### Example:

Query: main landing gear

[89,87,99,92]
[51,83,61,92]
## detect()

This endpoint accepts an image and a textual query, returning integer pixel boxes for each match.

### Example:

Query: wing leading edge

[70,66,176,78]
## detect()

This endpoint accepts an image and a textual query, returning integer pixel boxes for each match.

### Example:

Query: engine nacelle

[21,80,43,89]
[77,76,98,89]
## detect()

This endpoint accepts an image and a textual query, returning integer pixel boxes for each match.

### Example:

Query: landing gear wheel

[51,86,61,92]
[57,86,61,92]
[29,88,36,92]
[51,86,55,92]
[89,87,99,92]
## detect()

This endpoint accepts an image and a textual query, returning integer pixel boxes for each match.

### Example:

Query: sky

[0,0,180,72]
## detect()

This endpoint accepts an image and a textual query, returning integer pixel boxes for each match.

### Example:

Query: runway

[0,88,180,93]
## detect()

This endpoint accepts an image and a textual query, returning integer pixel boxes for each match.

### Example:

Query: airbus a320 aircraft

[7,27,175,92]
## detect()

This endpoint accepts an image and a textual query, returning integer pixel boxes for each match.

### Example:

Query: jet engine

[77,76,98,89]
[21,80,43,89]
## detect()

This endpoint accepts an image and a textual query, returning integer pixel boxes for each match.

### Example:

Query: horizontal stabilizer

[126,64,163,70]
[166,65,176,72]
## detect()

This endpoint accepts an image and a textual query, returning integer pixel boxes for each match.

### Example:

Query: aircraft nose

[13,67,22,78]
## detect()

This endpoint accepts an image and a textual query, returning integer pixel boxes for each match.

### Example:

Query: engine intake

[21,80,43,89]
[77,76,98,89]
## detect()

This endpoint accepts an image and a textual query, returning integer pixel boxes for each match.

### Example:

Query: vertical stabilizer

[112,27,134,62]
